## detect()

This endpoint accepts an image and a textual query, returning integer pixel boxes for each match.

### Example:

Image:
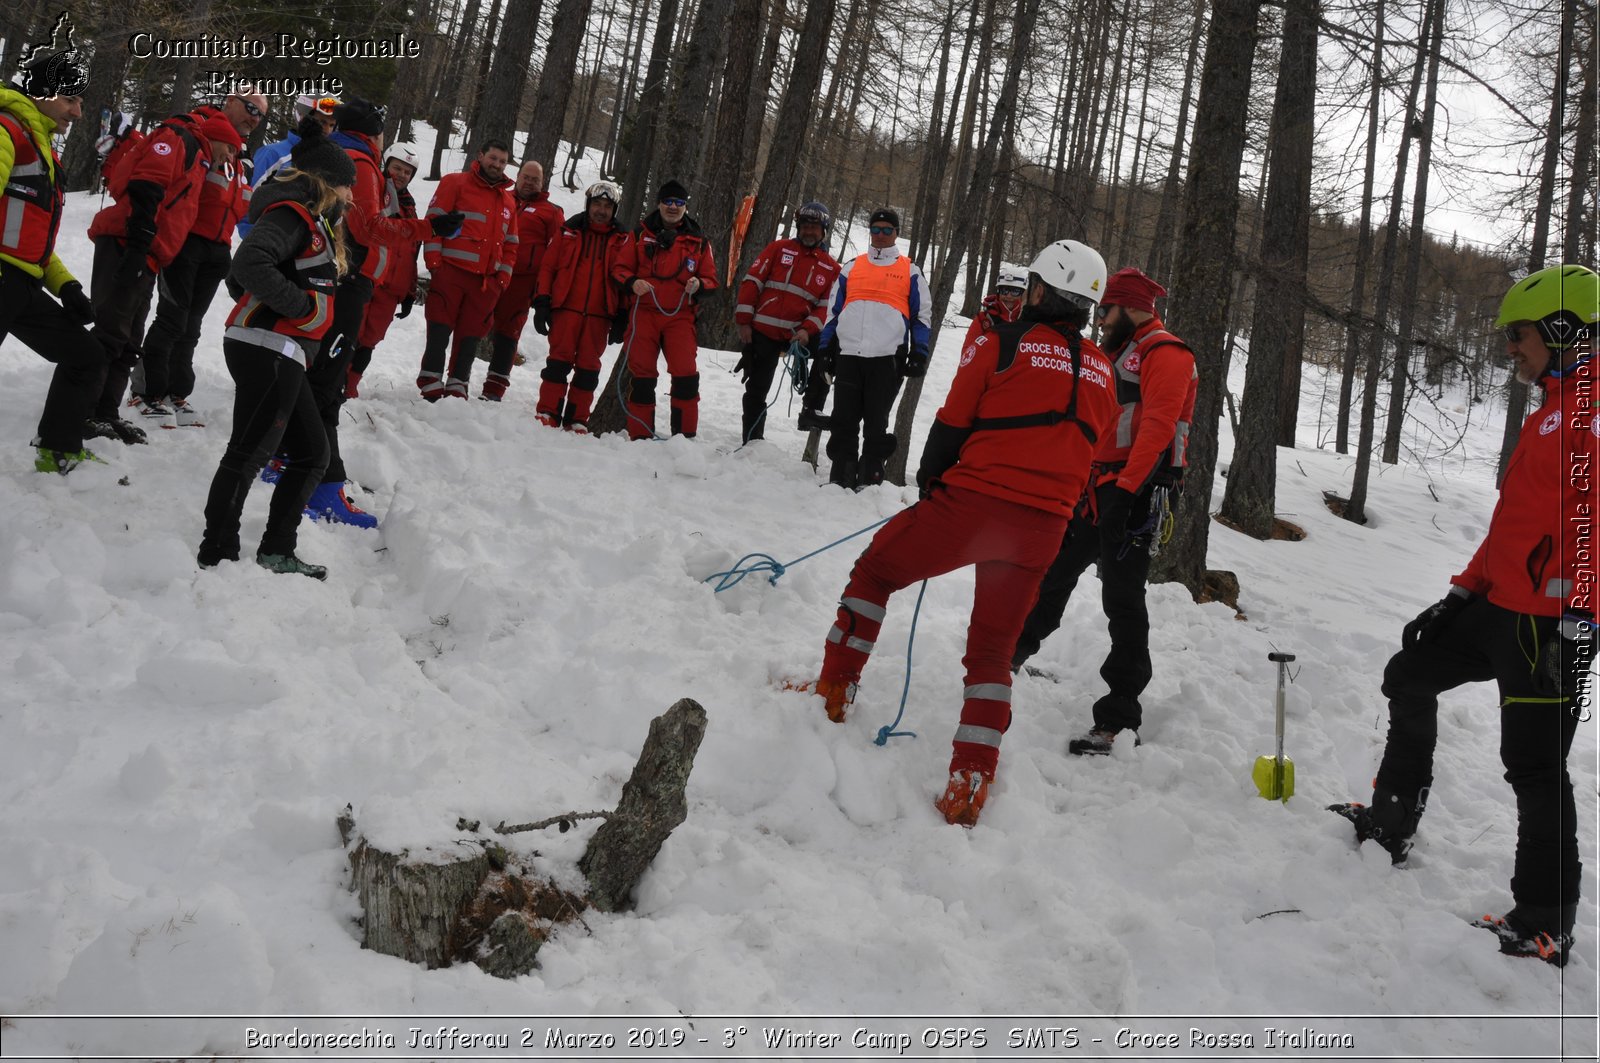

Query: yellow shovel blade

[1252,755,1295,801]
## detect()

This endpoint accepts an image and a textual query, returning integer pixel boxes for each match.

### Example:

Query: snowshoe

[34,446,101,474]
[305,482,378,529]
[934,770,991,827]
[85,417,148,445]
[1068,728,1138,757]
[1471,913,1572,968]
[256,552,328,581]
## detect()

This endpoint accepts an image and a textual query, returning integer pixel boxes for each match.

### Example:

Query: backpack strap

[968,320,1099,445]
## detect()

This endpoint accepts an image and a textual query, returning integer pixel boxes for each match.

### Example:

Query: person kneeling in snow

[1332,264,1598,968]
[196,120,358,580]
[798,240,1120,827]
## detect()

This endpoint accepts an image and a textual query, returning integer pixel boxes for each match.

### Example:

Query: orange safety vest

[843,253,912,316]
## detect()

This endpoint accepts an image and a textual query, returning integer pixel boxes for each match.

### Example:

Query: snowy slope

[0,127,1595,1061]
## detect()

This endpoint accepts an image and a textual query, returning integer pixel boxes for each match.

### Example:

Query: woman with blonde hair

[197,117,357,579]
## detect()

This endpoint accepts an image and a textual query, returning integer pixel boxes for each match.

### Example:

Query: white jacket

[818,244,932,359]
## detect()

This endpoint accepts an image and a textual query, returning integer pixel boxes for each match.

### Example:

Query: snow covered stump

[341,698,707,977]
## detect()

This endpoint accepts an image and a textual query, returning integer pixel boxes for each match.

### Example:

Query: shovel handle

[1268,652,1296,663]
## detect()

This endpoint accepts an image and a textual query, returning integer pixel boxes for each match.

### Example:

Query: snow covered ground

[0,128,1594,1062]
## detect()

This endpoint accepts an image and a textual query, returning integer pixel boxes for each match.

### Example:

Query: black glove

[608,313,628,345]
[916,418,972,498]
[58,281,94,325]
[395,296,414,320]
[815,337,838,375]
[114,225,155,286]
[732,346,750,378]
[532,297,552,336]
[1096,485,1140,543]
[1402,588,1472,650]
[430,211,467,238]
[893,342,909,377]
[902,347,929,378]
[1534,612,1595,697]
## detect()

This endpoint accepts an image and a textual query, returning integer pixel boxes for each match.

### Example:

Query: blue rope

[703,515,892,592]
[874,579,926,746]
[738,338,811,448]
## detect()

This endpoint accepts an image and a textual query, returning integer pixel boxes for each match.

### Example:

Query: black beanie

[658,179,689,202]
[332,97,386,137]
[291,118,357,187]
[869,207,899,229]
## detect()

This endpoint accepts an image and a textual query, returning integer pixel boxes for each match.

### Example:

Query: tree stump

[579,697,707,911]
[342,698,706,977]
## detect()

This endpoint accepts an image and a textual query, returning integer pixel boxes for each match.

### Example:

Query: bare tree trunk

[1144,0,1204,281]
[391,0,444,142]
[428,0,482,181]
[473,0,543,156]
[885,0,1039,487]
[656,0,736,190]
[909,0,959,266]
[522,0,599,171]
[1564,0,1595,264]
[1379,0,1444,467]
[61,9,132,191]
[165,0,213,113]
[1335,0,1385,455]
[603,0,649,176]
[1218,0,1318,539]
[618,0,682,223]
[1146,0,1264,596]
[1345,0,1437,524]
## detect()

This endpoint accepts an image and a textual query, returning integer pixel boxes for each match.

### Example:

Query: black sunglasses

[239,98,264,119]
[869,225,896,235]
[1503,324,1527,342]
[1095,304,1113,320]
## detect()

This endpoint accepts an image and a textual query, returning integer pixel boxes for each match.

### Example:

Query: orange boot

[783,677,857,722]
[934,770,992,827]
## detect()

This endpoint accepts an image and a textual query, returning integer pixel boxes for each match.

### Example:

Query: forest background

[0,0,1589,598]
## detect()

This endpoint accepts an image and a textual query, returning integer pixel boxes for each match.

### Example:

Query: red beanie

[1102,267,1166,315]
[199,116,243,150]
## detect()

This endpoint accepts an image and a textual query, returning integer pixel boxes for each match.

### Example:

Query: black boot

[828,458,858,488]
[1329,784,1426,864]
[1472,903,1577,967]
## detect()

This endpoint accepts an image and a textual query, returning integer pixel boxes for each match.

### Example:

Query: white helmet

[383,141,420,170]
[585,180,622,205]
[996,267,1028,293]
[1028,239,1107,306]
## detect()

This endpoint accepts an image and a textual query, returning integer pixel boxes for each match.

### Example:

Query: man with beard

[733,201,840,443]
[1009,266,1197,757]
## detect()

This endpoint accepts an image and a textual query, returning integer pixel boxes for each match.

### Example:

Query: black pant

[304,273,372,484]
[200,340,329,560]
[738,332,791,442]
[0,263,108,453]
[88,235,157,419]
[137,234,231,400]
[1376,597,1581,911]
[826,354,901,481]
[1014,482,1155,732]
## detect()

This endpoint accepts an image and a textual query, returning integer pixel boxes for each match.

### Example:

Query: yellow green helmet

[1495,264,1599,349]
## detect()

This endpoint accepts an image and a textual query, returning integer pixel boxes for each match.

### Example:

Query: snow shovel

[1252,651,1296,801]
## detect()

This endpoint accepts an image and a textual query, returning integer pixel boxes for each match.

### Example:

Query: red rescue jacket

[613,209,718,315]
[374,177,421,299]
[424,160,516,286]
[511,189,564,276]
[538,213,631,317]
[338,132,434,286]
[1453,355,1598,617]
[735,238,840,341]
[1093,316,1198,493]
[88,119,210,270]
[928,318,1121,516]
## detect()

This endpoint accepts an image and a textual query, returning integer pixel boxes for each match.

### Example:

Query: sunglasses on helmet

[313,97,339,116]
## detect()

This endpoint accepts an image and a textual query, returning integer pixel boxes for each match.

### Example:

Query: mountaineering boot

[34,447,100,474]
[305,482,379,529]
[1327,784,1425,865]
[196,541,240,568]
[1068,728,1140,756]
[934,770,992,827]
[85,416,148,445]
[256,552,328,581]
[783,677,857,723]
[827,458,858,489]
[1471,904,1577,967]
[797,407,831,432]
[170,397,205,427]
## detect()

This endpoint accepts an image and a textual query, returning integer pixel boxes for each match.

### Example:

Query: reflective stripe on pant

[625,309,699,438]
[820,483,1068,777]
[538,310,612,423]
[1376,597,1582,911]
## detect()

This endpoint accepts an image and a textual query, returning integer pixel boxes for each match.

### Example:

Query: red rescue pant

[820,484,1068,778]
[425,262,500,339]
[537,310,612,425]
[624,307,699,439]
[358,283,407,349]
[492,271,538,341]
